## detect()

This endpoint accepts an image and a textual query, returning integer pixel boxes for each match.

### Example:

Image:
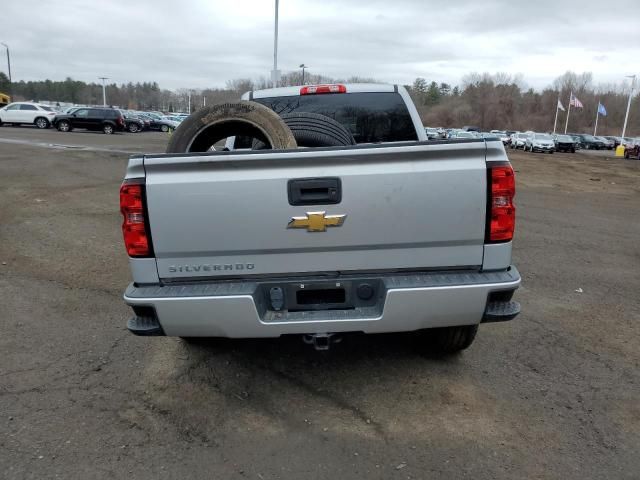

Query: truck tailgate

[143,141,488,280]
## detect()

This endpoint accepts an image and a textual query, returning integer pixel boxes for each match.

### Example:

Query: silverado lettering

[168,264,255,273]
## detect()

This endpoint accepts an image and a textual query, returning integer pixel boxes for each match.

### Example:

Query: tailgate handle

[288,178,341,205]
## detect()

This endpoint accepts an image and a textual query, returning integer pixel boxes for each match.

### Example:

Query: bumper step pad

[127,315,165,336]
[482,301,521,322]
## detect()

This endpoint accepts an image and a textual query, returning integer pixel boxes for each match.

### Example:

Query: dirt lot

[1,127,639,479]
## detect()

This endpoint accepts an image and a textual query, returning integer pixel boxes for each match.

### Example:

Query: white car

[0,102,58,129]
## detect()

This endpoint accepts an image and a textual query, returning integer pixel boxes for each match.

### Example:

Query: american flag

[570,93,584,108]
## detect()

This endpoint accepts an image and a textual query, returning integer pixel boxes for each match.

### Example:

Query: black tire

[571,148,575,153]
[35,117,49,129]
[128,122,139,133]
[281,112,356,147]
[624,151,629,159]
[166,101,297,153]
[103,123,114,134]
[252,112,355,149]
[423,325,478,354]
[57,120,71,132]
[160,124,169,133]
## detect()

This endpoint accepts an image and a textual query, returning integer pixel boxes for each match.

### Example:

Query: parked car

[164,115,186,124]
[0,102,58,128]
[137,113,179,132]
[127,111,151,130]
[566,134,582,149]
[53,107,125,134]
[595,136,615,150]
[603,136,623,148]
[574,134,605,150]
[525,133,555,153]
[510,132,530,149]
[424,127,439,140]
[623,139,640,159]
[489,130,510,145]
[450,130,477,139]
[553,134,576,153]
[123,114,145,133]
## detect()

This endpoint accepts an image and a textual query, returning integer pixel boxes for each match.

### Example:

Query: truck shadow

[137,332,482,448]
[180,332,459,363]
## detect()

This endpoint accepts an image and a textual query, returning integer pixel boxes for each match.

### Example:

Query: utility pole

[300,64,307,85]
[1,42,11,94]
[271,0,280,87]
[99,77,108,106]
[621,75,636,139]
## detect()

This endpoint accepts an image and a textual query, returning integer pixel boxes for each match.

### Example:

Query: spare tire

[166,101,297,153]
[253,112,356,149]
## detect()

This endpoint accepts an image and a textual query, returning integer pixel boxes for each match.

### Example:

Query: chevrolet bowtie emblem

[287,211,347,232]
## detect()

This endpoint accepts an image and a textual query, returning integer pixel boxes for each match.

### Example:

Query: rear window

[253,92,418,144]
[40,106,54,112]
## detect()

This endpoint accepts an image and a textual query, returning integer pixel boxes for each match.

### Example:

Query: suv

[0,102,58,128]
[554,134,576,153]
[53,107,125,134]
[525,133,555,153]
[573,134,605,150]
[510,132,530,149]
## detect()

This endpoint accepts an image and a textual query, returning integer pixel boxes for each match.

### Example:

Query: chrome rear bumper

[124,267,521,337]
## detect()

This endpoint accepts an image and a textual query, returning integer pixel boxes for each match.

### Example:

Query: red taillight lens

[120,180,152,257]
[300,84,347,95]
[487,165,516,242]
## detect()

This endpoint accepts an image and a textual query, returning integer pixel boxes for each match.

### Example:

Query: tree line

[408,72,638,136]
[1,70,637,136]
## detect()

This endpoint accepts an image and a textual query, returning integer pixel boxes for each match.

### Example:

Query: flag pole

[553,96,560,134]
[593,99,599,136]
[564,91,572,134]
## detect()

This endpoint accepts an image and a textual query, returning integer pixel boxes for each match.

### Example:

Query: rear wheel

[624,151,629,159]
[421,325,478,354]
[57,120,71,132]
[103,123,114,134]
[128,122,139,133]
[35,117,49,129]
[160,124,169,133]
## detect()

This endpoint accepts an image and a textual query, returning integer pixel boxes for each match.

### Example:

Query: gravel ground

[1,127,639,479]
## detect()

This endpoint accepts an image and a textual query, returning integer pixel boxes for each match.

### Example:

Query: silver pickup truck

[120,83,520,352]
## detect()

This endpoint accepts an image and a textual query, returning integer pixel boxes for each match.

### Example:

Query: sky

[1,0,638,91]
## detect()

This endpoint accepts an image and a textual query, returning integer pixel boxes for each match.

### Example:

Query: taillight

[118,116,124,125]
[486,164,516,243]
[120,180,153,257]
[300,84,347,95]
